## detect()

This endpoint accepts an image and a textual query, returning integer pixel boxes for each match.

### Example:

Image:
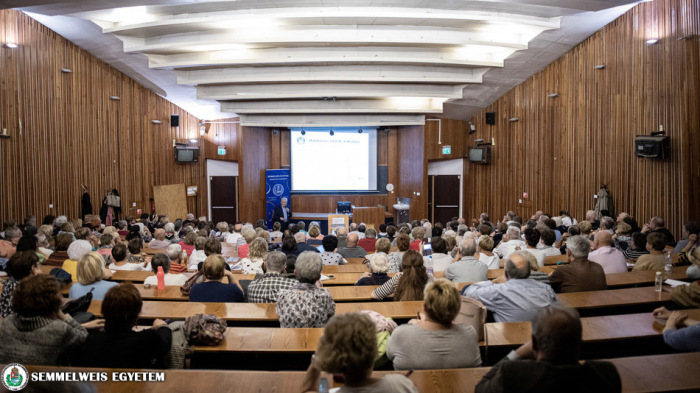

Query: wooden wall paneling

[0,10,208,227]
[396,125,427,221]
[238,126,271,223]
[203,119,239,161]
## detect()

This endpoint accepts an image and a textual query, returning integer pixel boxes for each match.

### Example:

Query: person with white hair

[356,253,391,286]
[62,240,112,282]
[247,251,298,303]
[549,236,607,293]
[294,231,321,254]
[165,243,188,273]
[277,252,335,327]
[446,237,487,283]
[493,227,525,260]
[0,226,21,258]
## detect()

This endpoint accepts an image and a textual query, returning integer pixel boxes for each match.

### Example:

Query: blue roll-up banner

[266,169,291,229]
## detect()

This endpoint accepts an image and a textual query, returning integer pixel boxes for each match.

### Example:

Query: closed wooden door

[210,176,238,224]
[428,175,460,226]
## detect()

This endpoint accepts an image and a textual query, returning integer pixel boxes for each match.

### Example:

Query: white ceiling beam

[178,65,486,85]
[220,98,446,114]
[148,47,505,69]
[197,83,467,100]
[119,26,531,54]
[238,113,426,127]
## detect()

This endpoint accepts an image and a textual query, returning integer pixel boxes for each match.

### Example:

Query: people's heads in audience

[99,233,114,248]
[6,251,40,281]
[444,236,457,255]
[411,227,425,242]
[202,255,227,281]
[67,239,93,261]
[166,244,183,263]
[282,235,298,252]
[531,304,583,364]
[478,235,494,253]
[151,253,171,274]
[12,274,62,319]
[35,232,51,250]
[423,279,461,326]
[430,237,447,254]
[505,227,521,242]
[194,236,207,251]
[616,222,631,236]
[346,233,359,248]
[504,253,531,280]
[16,235,38,253]
[523,228,541,248]
[204,238,222,256]
[307,226,320,239]
[249,238,268,260]
[42,215,56,226]
[566,235,590,260]
[322,235,338,253]
[76,252,106,286]
[378,223,387,234]
[111,244,127,263]
[365,228,377,239]
[102,283,143,333]
[630,232,647,250]
[578,221,592,235]
[585,210,596,222]
[513,250,539,271]
[241,228,256,245]
[395,250,429,301]
[314,313,377,385]
[646,232,666,253]
[375,238,391,254]
[335,227,347,238]
[385,225,396,239]
[264,251,287,274]
[648,216,666,230]
[478,224,492,237]
[368,253,389,274]
[182,231,197,246]
[358,224,366,234]
[396,233,411,252]
[294,251,323,284]
[459,237,477,257]
[593,231,613,249]
[3,226,22,246]
[537,228,555,247]
[682,221,699,239]
[272,221,281,233]
[599,217,614,231]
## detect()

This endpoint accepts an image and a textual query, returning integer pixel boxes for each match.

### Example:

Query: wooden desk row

[86,286,673,322]
[190,309,700,353]
[21,352,700,392]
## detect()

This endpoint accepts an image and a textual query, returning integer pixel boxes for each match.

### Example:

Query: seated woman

[63,240,113,282]
[70,283,172,368]
[0,275,98,365]
[320,235,345,265]
[144,253,188,286]
[301,313,418,393]
[652,307,700,352]
[240,237,268,274]
[96,233,116,264]
[277,252,335,328]
[623,232,650,260]
[388,234,411,273]
[16,235,46,264]
[189,255,244,302]
[355,253,391,286]
[475,235,500,269]
[178,231,197,257]
[0,251,40,318]
[108,244,148,271]
[387,279,481,370]
[44,233,73,266]
[522,228,545,267]
[613,222,632,251]
[188,236,208,270]
[281,235,299,257]
[372,250,431,301]
[126,237,147,263]
[306,225,324,246]
[69,252,119,301]
[633,232,667,271]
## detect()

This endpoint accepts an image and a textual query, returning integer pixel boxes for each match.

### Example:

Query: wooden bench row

[21,352,700,392]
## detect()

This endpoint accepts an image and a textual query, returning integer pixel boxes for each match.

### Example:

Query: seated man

[462,253,557,322]
[294,232,320,254]
[225,222,243,244]
[445,237,487,283]
[493,226,525,260]
[476,304,621,392]
[549,235,607,293]
[588,232,627,274]
[337,233,367,258]
[632,232,667,271]
[424,236,453,272]
[357,228,378,253]
[643,216,676,246]
[147,228,170,250]
[335,227,348,249]
[247,251,298,303]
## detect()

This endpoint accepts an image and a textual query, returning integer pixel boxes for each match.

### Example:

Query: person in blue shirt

[69,252,118,301]
[653,307,700,352]
[189,255,244,303]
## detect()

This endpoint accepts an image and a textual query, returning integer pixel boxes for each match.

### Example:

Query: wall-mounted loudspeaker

[170,115,180,127]
[485,112,495,125]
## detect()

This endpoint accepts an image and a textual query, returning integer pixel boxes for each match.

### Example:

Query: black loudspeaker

[170,115,180,127]
[485,112,495,125]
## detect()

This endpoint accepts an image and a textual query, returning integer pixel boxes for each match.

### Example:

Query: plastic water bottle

[426,255,434,276]
[654,271,663,292]
[664,252,673,278]
[157,266,165,290]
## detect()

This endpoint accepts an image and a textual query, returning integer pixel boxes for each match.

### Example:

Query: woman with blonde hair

[301,313,418,393]
[387,279,481,370]
[240,237,268,274]
[69,251,118,300]
[372,250,431,301]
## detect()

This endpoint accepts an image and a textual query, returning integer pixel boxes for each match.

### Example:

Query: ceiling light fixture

[548,93,559,98]
[593,64,606,69]
[509,117,519,122]
[4,43,17,48]
[646,38,659,45]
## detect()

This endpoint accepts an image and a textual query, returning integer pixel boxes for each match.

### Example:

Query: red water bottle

[157,266,165,290]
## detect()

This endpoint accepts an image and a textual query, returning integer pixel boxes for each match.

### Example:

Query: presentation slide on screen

[290,128,377,192]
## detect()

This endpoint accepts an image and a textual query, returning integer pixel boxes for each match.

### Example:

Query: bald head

[595,231,612,247]
[347,233,359,247]
[505,253,531,280]
[335,227,347,237]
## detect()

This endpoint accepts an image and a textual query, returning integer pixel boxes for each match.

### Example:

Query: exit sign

[217,146,226,155]
[442,145,452,155]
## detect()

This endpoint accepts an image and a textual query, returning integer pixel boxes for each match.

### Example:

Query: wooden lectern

[328,214,350,234]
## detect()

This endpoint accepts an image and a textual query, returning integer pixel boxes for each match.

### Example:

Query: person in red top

[236,228,257,259]
[178,232,197,257]
[409,227,425,251]
[165,244,188,273]
[357,228,378,253]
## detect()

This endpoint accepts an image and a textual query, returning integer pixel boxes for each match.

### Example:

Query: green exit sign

[442,145,452,155]
[217,146,226,155]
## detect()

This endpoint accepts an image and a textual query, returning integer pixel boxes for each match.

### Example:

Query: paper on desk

[664,279,690,288]
[320,274,332,281]
[226,257,240,263]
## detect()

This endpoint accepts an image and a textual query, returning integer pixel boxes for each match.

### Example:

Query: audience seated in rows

[355,253,391,286]
[337,233,367,259]
[358,228,377,253]
[388,234,410,273]
[144,254,187,287]
[424,236,453,272]
[240,237,268,274]
[0,226,21,258]
[632,232,667,271]
[295,231,321,255]
[148,228,170,249]
[623,232,650,259]
[319,235,344,265]
[549,236,607,293]
[493,226,525,260]
[642,216,676,246]
[475,235,500,270]
[187,236,208,270]
[109,244,148,271]
[247,251,298,303]
[0,251,40,318]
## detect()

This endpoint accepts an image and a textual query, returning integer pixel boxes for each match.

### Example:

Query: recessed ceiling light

[646,39,659,45]
[4,43,17,48]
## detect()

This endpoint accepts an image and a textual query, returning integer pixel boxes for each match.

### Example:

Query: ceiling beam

[220,98,446,114]
[197,83,467,100]
[238,113,426,127]
[178,65,486,85]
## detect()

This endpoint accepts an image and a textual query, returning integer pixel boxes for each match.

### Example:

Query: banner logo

[296,136,306,144]
[3,364,28,391]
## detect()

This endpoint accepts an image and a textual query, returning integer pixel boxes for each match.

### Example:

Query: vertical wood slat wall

[457,0,699,236]
[0,10,207,226]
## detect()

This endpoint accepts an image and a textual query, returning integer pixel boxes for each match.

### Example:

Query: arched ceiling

[12,0,640,126]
